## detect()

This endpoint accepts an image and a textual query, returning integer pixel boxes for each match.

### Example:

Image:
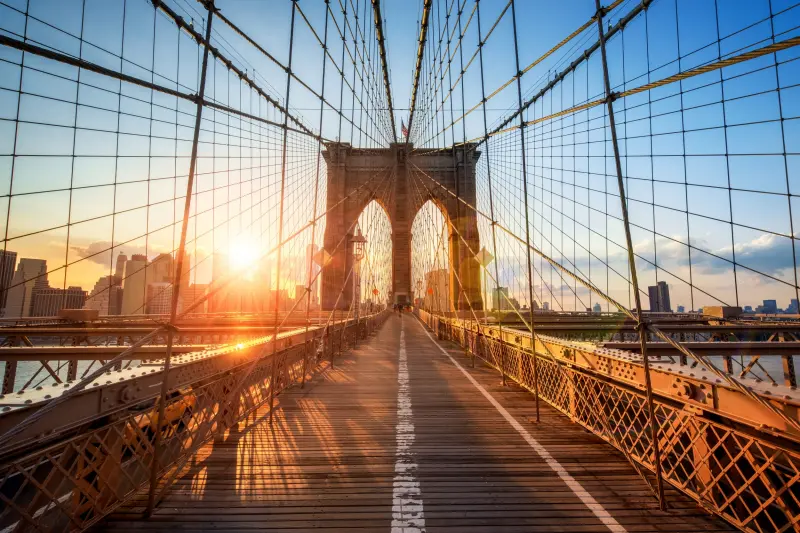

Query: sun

[229,236,259,272]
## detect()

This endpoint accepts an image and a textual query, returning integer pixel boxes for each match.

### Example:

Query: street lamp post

[351,229,366,322]
[476,247,495,317]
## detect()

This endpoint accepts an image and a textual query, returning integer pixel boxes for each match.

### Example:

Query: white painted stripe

[415,319,627,533]
[391,321,426,533]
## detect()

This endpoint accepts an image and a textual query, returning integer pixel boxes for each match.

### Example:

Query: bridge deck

[102,315,732,532]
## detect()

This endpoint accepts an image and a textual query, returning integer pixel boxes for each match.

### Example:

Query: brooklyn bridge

[0,0,798,531]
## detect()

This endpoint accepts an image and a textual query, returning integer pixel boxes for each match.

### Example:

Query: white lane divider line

[415,318,627,533]
[391,321,426,533]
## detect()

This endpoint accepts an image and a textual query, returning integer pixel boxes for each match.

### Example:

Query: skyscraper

[5,258,48,318]
[31,286,86,316]
[146,282,174,315]
[114,252,127,280]
[182,284,208,314]
[121,254,148,315]
[492,287,515,311]
[0,250,17,315]
[150,253,174,284]
[84,275,123,315]
[209,253,230,313]
[648,281,672,312]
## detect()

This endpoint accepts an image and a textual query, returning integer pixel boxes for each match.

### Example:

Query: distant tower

[648,281,672,312]
[0,249,18,314]
[121,254,148,315]
[114,252,127,280]
[150,253,174,283]
[5,258,48,318]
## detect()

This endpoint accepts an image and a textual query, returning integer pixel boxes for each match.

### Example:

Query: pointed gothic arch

[321,143,483,311]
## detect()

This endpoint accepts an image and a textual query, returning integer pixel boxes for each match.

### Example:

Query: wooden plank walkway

[101,314,734,532]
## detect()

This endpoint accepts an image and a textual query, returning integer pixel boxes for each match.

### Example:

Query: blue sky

[0,0,799,312]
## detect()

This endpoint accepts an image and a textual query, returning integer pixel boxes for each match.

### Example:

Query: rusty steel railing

[418,310,800,533]
[0,310,388,532]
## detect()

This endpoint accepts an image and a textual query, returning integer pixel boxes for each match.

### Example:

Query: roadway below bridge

[102,315,731,532]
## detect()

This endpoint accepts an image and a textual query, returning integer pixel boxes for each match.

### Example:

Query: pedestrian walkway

[103,315,732,532]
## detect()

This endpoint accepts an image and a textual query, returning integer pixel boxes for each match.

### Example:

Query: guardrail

[418,310,800,533]
[0,310,388,532]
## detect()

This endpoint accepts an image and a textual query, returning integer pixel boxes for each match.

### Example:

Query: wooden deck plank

[100,315,734,532]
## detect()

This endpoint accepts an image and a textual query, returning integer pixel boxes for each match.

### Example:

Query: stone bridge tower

[321,142,482,312]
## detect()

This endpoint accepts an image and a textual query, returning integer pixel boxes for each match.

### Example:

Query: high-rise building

[150,253,174,284]
[182,284,208,315]
[648,281,672,312]
[146,282,174,315]
[762,299,778,314]
[787,299,799,314]
[542,301,550,311]
[84,275,123,315]
[677,305,685,313]
[121,254,148,315]
[593,302,602,313]
[31,286,86,316]
[209,253,230,313]
[294,284,307,310]
[5,258,48,318]
[0,249,17,314]
[492,287,516,311]
[178,253,191,292]
[114,252,127,280]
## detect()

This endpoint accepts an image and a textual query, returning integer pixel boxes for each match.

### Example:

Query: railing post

[593,0,666,510]
[500,338,507,386]
[145,2,214,517]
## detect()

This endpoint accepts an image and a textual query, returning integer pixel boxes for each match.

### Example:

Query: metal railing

[0,310,388,532]
[418,309,800,533]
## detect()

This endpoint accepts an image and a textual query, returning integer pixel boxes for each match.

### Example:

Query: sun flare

[229,237,259,272]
